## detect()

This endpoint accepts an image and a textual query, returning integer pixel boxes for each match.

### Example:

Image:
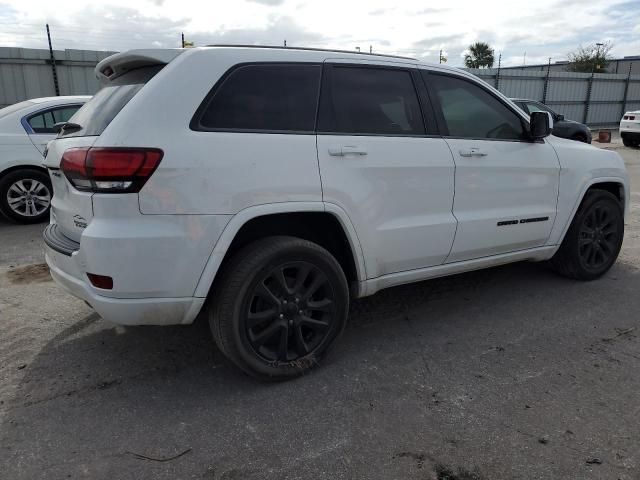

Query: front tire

[551,190,624,280]
[0,169,52,224]
[209,236,349,381]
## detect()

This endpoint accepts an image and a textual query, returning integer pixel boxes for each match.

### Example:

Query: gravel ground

[1,138,639,480]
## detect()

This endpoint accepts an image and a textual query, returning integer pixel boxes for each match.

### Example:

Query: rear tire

[208,236,349,381]
[0,169,52,224]
[622,137,632,147]
[550,190,624,280]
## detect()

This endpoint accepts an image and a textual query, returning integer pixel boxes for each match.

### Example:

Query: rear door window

[318,66,425,136]
[59,65,163,137]
[194,63,321,133]
[27,106,82,134]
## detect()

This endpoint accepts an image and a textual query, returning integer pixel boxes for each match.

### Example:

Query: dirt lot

[1,139,639,480]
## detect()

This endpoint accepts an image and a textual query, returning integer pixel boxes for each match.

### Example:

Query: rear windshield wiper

[54,121,82,134]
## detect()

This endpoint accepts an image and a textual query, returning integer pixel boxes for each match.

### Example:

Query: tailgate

[43,136,97,243]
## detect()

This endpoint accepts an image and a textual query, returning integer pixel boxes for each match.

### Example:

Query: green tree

[566,42,613,73]
[464,42,495,68]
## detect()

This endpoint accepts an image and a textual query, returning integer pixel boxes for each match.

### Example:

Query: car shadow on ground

[4,259,637,406]
[2,259,639,479]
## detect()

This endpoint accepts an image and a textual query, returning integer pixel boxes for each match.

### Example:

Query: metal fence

[467,67,640,127]
[0,47,115,108]
[2,47,639,128]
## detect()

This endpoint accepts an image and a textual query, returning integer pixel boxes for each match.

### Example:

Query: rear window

[59,66,162,137]
[193,63,321,133]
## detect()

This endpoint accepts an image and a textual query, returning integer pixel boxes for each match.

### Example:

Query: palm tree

[464,42,495,69]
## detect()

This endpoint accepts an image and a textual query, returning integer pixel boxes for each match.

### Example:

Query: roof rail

[204,44,416,61]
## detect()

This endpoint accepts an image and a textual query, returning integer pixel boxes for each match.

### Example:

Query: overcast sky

[0,0,638,67]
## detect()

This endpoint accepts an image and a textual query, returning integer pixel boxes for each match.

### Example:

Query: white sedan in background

[620,110,640,148]
[0,96,89,223]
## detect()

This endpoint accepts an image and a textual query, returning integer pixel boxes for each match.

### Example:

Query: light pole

[593,42,604,73]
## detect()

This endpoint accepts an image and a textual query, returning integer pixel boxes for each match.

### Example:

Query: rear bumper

[45,246,205,326]
[620,130,640,141]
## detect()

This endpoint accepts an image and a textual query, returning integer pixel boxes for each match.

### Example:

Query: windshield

[60,65,163,137]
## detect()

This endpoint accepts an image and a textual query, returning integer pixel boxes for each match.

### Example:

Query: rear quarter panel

[0,135,43,172]
[96,48,324,215]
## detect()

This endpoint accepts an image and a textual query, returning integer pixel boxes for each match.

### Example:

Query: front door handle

[328,146,368,156]
[459,148,487,157]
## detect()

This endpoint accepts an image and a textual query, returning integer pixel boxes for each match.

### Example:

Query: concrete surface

[1,141,639,480]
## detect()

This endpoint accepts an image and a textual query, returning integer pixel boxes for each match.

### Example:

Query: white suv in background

[620,110,640,148]
[43,47,629,380]
[0,96,89,223]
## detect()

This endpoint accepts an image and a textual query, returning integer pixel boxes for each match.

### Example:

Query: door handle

[328,146,368,156]
[459,148,487,157]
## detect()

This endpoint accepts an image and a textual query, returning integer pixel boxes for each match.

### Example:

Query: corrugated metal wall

[468,68,640,126]
[0,47,115,108]
[2,47,639,127]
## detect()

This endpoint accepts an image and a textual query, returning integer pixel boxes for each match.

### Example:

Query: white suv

[620,110,640,148]
[43,47,629,380]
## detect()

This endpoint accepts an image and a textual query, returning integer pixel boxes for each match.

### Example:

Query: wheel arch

[0,163,49,179]
[193,202,367,299]
[554,177,627,248]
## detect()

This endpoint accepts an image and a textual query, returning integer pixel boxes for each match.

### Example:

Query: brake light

[61,147,163,193]
[629,116,636,121]
[624,116,629,120]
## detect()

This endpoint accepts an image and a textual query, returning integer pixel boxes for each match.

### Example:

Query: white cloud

[0,0,638,66]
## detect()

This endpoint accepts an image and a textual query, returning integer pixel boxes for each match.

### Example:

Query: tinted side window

[429,74,526,140]
[198,64,321,132]
[318,66,425,135]
[28,106,82,134]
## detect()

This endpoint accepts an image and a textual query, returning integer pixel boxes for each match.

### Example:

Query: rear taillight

[630,116,636,121]
[624,116,629,120]
[61,147,163,193]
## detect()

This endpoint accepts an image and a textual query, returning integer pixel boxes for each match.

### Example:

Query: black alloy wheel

[209,236,349,381]
[244,261,336,363]
[578,202,620,273]
[551,190,624,280]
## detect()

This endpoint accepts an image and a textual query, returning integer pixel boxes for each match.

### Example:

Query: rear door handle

[328,145,368,156]
[459,148,487,157]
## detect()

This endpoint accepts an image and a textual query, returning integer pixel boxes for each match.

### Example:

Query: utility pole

[181,32,185,48]
[370,45,372,54]
[542,57,551,103]
[46,24,60,96]
[620,63,633,119]
[439,49,442,64]
[523,51,526,66]
[495,53,502,90]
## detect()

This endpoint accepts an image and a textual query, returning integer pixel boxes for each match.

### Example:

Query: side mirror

[555,114,565,122]
[530,111,553,139]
